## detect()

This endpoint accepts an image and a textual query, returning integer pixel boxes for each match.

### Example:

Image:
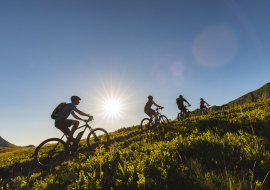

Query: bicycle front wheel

[140,118,153,131]
[34,138,68,169]
[159,115,169,129]
[178,112,186,121]
[87,128,109,151]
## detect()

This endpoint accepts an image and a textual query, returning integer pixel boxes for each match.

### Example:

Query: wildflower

[256,181,262,187]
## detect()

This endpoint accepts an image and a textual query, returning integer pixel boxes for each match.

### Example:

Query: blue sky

[1,0,269,146]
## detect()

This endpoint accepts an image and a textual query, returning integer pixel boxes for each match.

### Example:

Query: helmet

[200,98,203,100]
[148,95,153,100]
[179,95,183,98]
[71,96,81,102]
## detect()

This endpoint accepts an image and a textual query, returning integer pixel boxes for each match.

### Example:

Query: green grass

[0,147,30,155]
[1,99,270,189]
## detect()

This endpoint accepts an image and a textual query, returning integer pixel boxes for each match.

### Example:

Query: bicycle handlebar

[155,107,164,111]
[85,116,94,123]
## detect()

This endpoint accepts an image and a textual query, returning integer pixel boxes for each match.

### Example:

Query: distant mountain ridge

[192,82,270,115]
[0,136,35,148]
[0,136,17,147]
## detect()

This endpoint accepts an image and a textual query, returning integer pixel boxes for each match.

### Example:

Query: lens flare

[192,26,238,68]
[170,62,184,75]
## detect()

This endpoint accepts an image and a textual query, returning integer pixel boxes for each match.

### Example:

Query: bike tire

[87,128,109,151]
[34,138,68,169]
[159,115,169,129]
[140,118,153,131]
[177,113,184,121]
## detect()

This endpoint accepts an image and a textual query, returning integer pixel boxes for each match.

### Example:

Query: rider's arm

[184,99,191,106]
[205,102,210,106]
[73,108,90,117]
[153,102,163,108]
[71,111,83,120]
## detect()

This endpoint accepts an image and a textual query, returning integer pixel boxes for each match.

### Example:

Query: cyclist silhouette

[200,98,210,114]
[144,95,163,124]
[55,96,93,144]
[176,95,191,114]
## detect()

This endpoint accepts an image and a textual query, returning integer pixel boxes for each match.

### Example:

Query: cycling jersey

[144,100,155,111]
[200,101,206,106]
[176,97,187,106]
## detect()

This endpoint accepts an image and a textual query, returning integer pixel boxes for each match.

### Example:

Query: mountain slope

[192,82,270,115]
[1,99,270,189]
[0,136,17,147]
[226,82,270,107]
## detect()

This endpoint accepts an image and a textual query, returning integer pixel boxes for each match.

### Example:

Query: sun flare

[103,99,122,118]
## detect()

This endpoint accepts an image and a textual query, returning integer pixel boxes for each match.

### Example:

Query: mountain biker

[144,95,163,123]
[55,96,93,144]
[176,95,191,114]
[200,98,210,114]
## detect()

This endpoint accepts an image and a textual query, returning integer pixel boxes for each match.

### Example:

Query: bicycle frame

[201,106,209,115]
[149,108,162,123]
[52,122,94,153]
[178,105,191,118]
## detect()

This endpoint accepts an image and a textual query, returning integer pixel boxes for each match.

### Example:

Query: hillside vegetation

[1,99,270,189]
[192,82,270,116]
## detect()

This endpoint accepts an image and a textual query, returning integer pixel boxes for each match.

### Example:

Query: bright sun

[103,99,122,118]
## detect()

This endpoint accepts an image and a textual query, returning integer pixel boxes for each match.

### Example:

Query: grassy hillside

[1,99,270,189]
[192,82,270,116]
[0,136,17,148]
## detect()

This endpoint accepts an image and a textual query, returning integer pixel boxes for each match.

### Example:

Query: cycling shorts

[200,105,206,110]
[178,105,187,113]
[55,119,73,135]
[144,109,155,117]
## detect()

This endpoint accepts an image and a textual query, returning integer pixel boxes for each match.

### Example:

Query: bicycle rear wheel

[34,138,68,169]
[159,115,169,129]
[140,118,153,131]
[87,128,109,151]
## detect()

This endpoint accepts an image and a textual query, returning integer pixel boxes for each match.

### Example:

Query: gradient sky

[1,0,270,146]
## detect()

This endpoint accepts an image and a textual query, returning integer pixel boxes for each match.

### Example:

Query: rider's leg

[68,120,80,137]
[182,108,187,118]
[155,112,159,123]
[200,106,204,115]
[149,114,154,121]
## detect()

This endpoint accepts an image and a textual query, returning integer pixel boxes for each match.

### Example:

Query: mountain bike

[33,118,109,169]
[201,105,210,115]
[140,108,169,131]
[177,105,192,121]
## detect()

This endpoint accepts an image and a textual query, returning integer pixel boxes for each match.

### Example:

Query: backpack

[51,102,67,119]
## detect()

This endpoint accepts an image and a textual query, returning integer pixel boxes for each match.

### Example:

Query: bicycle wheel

[159,115,169,129]
[140,118,153,131]
[87,128,109,151]
[177,112,184,121]
[34,138,68,169]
